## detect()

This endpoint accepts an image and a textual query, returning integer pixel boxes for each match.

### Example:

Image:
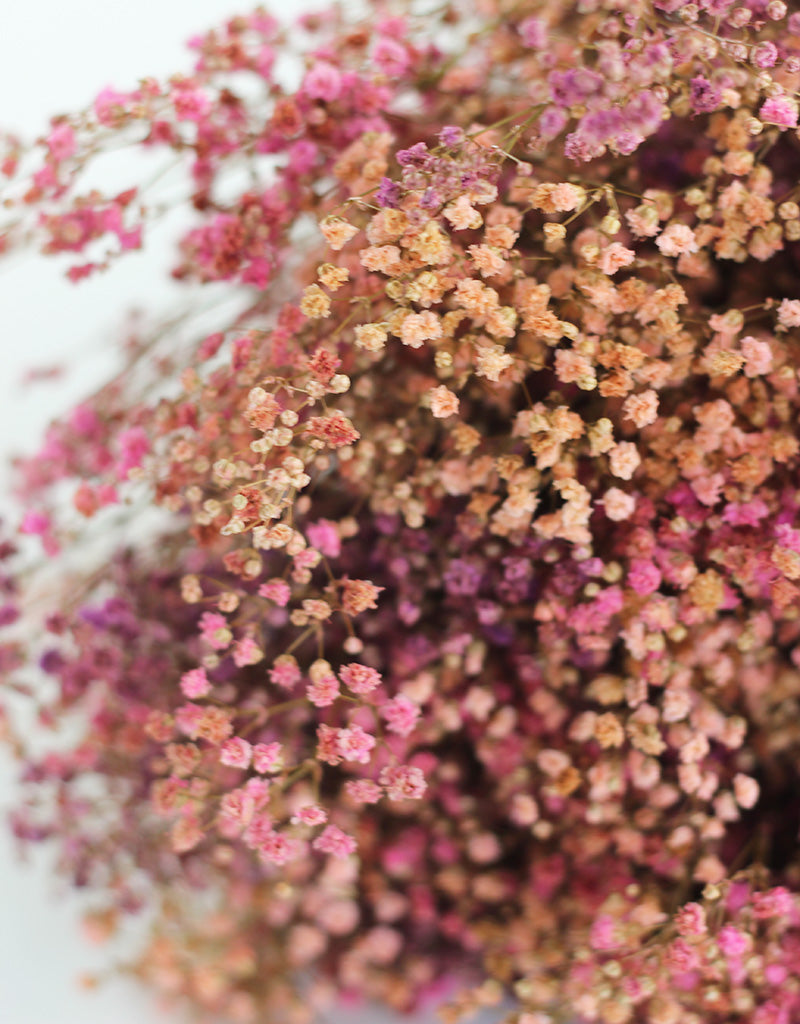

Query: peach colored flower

[300,284,331,318]
[599,242,635,275]
[429,385,460,418]
[622,389,659,428]
[656,223,698,257]
[319,215,359,250]
[443,195,482,230]
[608,441,641,480]
[602,487,635,521]
[400,311,442,348]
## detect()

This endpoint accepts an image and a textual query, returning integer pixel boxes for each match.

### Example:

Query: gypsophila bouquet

[2,0,800,1021]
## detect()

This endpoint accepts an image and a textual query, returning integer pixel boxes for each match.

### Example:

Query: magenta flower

[760,95,798,128]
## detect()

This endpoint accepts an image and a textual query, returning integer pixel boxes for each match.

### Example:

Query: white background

[0,2,480,1023]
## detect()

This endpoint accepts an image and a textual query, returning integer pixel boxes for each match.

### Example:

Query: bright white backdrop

[0,2,472,1023]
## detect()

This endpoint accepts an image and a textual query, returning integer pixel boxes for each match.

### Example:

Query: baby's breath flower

[7,5,800,1023]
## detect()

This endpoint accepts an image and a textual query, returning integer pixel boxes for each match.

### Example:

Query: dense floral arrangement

[2,0,800,1021]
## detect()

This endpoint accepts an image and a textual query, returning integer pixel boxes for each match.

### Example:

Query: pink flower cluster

[2,1,800,1022]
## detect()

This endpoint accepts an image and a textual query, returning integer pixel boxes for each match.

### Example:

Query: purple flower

[443,558,482,596]
[548,68,603,106]
[538,106,568,141]
[564,131,601,162]
[623,90,665,134]
[396,142,430,167]
[438,125,464,147]
[420,187,443,211]
[614,130,643,155]
[690,76,722,114]
[578,107,624,145]
[375,177,402,208]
